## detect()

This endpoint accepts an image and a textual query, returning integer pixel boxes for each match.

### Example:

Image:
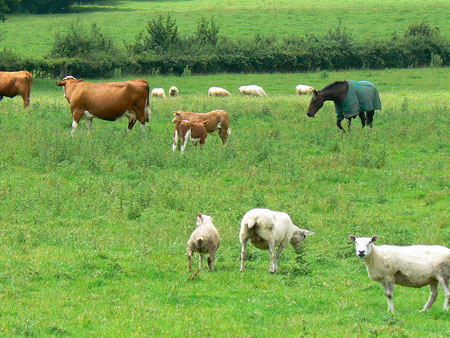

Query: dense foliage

[3,0,74,14]
[0,18,448,78]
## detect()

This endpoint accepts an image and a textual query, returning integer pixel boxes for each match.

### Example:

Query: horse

[306,80,381,132]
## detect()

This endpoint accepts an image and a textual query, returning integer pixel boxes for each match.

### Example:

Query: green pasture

[0,67,449,336]
[1,0,449,59]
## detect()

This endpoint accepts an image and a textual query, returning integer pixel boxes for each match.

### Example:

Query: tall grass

[0,68,449,336]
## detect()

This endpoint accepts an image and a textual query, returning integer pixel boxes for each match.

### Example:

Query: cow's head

[306,89,324,117]
[171,110,183,123]
[56,76,83,99]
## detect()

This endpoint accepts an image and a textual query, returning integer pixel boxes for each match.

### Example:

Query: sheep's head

[349,235,378,258]
[196,213,214,227]
[291,227,314,254]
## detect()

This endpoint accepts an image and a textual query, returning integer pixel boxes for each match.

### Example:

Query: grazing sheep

[208,86,231,97]
[349,235,450,312]
[240,208,313,273]
[187,213,220,272]
[296,84,315,95]
[172,120,208,154]
[238,85,268,97]
[151,87,166,98]
[169,86,179,97]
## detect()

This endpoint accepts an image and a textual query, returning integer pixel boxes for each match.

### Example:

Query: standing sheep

[169,86,179,97]
[240,208,313,273]
[238,85,268,97]
[208,86,231,97]
[151,88,166,98]
[296,84,315,95]
[187,213,220,272]
[349,235,450,312]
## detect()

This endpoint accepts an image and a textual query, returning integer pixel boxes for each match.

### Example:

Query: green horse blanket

[335,80,382,119]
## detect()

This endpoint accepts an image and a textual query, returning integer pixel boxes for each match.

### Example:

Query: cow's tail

[26,71,34,106]
[144,83,151,122]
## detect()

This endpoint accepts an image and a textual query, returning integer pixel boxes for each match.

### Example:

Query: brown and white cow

[172,109,230,145]
[56,76,150,136]
[172,120,208,154]
[0,71,34,107]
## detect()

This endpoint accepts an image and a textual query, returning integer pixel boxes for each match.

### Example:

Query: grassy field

[0,67,449,336]
[1,0,449,59]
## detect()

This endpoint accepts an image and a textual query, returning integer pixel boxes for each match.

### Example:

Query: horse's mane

[320,81,346,92]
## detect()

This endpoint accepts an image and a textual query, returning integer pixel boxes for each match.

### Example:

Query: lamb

[240,208,313,273]
[172,120,208,154]
[187,213,220,272]
[151,87,166,98]
[238,85,268,97]
[349,235,450,312]
[296,84,315,95]
[208,86,231,97]
[169,86,179,97]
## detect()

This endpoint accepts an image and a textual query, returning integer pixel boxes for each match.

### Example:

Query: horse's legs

[359,112,366,128]
[366,110,375,128]
[336,118,346,133]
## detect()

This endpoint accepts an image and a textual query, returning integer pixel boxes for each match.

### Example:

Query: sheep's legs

[199,253,204,270]
[207,254,215,271]
[268,243,276,274]
[420,282,438,312]
[273,245,285,273]
[436,276,449,310]
[381,280,395,312]
[240,239,248,272]
[188,252,193,272]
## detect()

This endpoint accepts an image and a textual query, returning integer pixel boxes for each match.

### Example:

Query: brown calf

[172,120,208,154]
[172,109,230,145]
[0,71,33,107]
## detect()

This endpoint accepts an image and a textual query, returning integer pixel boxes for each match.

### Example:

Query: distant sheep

[151,88,166,98]
[239,85,268,97]
[240,208,313,273]
[208,87,231,97]
[349,235,450,312]
[169,86,179,97]
[296,84,315,95]
[187,213,220,271]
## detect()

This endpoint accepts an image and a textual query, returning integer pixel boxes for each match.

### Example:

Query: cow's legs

[127,116,137,131]
[347,118,352,132]
[86,119,93,136]
[219,127,229,145]
[172,130,179,152]
[71,109,84,136]
[20,93,30,107]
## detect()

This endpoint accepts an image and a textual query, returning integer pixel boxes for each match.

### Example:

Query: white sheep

[238,85,268,97]
[151,87,166,98]
[296,84,315,95]
[208,86,231,97]
[349,235,450,312]
[169,86,179,97]
[240,208,313,273]
[187,213,220,272]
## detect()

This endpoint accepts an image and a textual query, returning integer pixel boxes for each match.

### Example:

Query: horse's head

[307,90,324,117]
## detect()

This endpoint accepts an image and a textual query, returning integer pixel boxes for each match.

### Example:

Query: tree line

[0,16,448,78]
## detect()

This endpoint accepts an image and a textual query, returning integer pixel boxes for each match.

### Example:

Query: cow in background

[56,76,150,135]
[0,71,34,107]
[172,110,230,145]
